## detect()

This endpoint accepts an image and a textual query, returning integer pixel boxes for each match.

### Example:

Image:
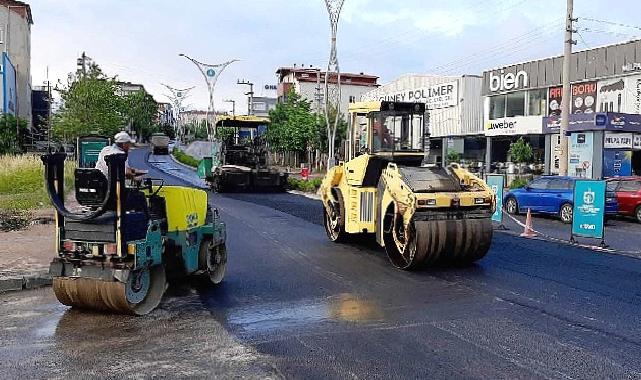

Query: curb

[168,152,199,171]
[287,190,322,201]
[0,270,52,294]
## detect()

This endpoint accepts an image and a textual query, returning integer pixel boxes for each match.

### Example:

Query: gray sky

[32,0,641,113]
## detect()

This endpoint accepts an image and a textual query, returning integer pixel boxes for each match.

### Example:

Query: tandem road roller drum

[42,151,227,315]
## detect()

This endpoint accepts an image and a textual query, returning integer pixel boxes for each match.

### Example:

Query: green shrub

[172,148,201,168]
[509,178,529,189]
[287,177,322,193]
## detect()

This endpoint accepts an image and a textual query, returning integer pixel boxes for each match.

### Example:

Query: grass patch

[172,149,200,168]
[0,154,75,212]
[288,177,322,193]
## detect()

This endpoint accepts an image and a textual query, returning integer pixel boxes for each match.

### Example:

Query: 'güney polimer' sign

[571,180,606,239]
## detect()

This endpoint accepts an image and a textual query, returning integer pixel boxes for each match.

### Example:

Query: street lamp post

[224,99,236,118]
[179,53,238,139]
[237,79,254,116]
[323,0,345,169]
[162,83,194,146]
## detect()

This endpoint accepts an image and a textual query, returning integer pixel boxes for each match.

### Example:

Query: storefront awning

[543,112,641,134]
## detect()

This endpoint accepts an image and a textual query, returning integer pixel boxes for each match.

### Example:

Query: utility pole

[44,66,52,151]
[237,79,254,115]
[324,0,345,169]
[559,0,576,176]
[179,53,238,139]
[224,99,236,118]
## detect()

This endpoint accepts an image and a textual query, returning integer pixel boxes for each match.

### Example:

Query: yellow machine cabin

[320,101,495,270]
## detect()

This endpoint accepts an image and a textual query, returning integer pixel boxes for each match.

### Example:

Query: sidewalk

[0,218,54,293]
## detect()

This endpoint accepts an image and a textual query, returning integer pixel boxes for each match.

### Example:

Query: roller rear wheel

[199,238,227,285]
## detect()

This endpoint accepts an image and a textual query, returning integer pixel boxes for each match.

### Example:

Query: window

[619,180,641,192]
[607,181,619,192]
[506,91,526,117]
[527,89,546,116]
[529,178,550,190]
[349,95,356,103]
[489,95,506,119]
[372,113,424,152]
[548,179,571,190]
[352,113,368,155]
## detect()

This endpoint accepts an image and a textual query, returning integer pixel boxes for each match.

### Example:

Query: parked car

[504,176,619,224]
[606,177,641,223]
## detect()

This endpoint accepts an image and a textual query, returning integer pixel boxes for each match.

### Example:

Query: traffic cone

[520,208,537,238]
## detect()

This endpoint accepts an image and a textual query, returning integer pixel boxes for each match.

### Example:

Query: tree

[315,104,347,157]
[0,114,28,154]
[267,89,316,153]
[446,150,461,164]
[509,137,534,163]
[53,62,124,141]
[123,90,158,142]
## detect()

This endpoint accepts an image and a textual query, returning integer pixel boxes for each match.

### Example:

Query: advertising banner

[634,134,641,150]
[486,175,504,223]
[2,53,17,116]
[572,180,606,239]
[571,81,597,114]
[568,132,594,178]
[604,132,634,149]
[597,78,625,113]
[603,149,632,177]
[548,86,562,116]
[373,81,459,110]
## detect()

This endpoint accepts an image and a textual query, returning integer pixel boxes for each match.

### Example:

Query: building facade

[362,74,484,166]
[156,102,173,126]
[251,96,276,117]
[276,66,379,116]
[482,39,641,178]
[0,0,32,126]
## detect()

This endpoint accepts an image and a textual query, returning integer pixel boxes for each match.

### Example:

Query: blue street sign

[206,68,216,77]
[572,180,606,239]
[486,175,504,223]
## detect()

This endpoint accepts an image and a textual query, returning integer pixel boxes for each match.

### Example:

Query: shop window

[527,89,546,116]
[506,91,525,117]
[489,95,506,119]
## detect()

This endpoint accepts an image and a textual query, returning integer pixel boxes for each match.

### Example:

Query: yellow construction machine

[320,101,495,269]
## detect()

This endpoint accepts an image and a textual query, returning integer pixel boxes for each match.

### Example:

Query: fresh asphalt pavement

[2,147,641,379]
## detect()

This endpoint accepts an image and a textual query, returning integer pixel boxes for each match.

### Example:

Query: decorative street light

[178,53,238,139]
[162,83,194,146]
[323,0,345,169]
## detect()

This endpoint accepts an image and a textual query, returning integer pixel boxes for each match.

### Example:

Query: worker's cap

[114,131,132,143]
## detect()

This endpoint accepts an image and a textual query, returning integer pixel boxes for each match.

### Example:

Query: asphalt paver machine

[320,101,495,269]
[198,116,288,192]
[42,152,227,315]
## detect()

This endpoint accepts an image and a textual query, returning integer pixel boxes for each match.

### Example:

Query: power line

[580,17,641,32]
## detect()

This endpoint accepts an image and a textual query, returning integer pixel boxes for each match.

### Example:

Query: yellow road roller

[319,101,495,269]
[42,152,227,315]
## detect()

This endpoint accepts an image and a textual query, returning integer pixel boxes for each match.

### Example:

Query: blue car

[504,176,619,224]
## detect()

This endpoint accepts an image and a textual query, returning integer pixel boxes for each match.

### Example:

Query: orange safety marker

[520,208,537,238]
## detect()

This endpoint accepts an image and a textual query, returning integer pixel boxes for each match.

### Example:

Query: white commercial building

[362,74,484,167]
[276,66,379,116]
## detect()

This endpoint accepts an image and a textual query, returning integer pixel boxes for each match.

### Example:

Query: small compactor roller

[320,101,495,270]
[42,152,227,315]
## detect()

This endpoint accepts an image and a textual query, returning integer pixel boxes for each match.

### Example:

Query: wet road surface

[2,148,641,379]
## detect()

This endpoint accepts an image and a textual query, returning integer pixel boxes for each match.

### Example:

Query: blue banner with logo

[572,180,606,239]
[486,175,504,223]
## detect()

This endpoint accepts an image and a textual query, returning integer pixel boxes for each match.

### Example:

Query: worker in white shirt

[95,131,142,179]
